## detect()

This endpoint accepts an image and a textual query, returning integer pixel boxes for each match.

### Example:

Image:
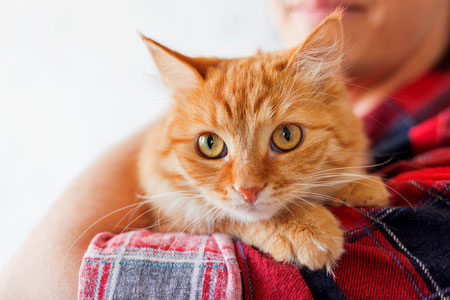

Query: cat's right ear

[141,35,203,92]
[285,10,344,83]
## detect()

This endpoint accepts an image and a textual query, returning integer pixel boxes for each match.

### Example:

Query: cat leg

[332,175,390,207]
[227,204,344,272]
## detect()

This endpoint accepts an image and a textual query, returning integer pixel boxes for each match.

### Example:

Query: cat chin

[226,206,278,223]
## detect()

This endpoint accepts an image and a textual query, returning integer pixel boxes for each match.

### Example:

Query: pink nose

[238,186,263,203]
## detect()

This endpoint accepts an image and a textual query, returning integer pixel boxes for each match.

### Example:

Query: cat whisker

[282,195,317,212]
[120,197,202,233]
[115,205,161,233]
[292,179,358,188]
[180,204,218,233]
[346,82,404,104]
[136,190,201,199]
[303,172,412,208]
[281,203,295,217]
[117,190,205,233]
[59,200,155,276]
[112,197,149,232]
[307,159,392,175]
[292,191,386,226]
[165,204,220,251]
[142,212,186,231]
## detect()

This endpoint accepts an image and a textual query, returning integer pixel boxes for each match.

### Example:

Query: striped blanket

[79,71,450,300]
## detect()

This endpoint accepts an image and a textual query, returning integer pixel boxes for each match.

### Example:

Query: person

[271,0,449,116]
[1,0,448,299]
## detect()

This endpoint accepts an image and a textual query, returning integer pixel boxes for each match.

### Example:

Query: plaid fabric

[79,71,450,300]
[364,71,450,164]
[78,231,241,300]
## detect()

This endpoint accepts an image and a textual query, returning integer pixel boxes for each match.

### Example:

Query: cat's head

[141,12,368,222]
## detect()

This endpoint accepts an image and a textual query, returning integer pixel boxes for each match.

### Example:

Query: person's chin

[287,2,368,26]
[291,9,332,25]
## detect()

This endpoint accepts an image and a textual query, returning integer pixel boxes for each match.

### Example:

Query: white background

[0,0,280,269]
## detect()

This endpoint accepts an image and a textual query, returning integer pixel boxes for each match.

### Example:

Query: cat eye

[271,124,303,152]
[196,133,227,159]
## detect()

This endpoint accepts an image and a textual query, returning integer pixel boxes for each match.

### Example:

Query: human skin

[0,131,151,299]
[270,0,450,115]
[1,1,449,299]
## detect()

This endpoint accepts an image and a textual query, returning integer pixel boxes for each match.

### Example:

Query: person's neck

[348,17,449,117]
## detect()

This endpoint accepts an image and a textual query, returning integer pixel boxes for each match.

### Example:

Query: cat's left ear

[286,10,344,81]
[141,36,208,92]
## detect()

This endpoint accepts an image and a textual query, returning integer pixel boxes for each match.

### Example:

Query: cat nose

[237,186,263,203]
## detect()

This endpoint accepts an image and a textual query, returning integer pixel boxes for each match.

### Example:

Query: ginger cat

[138,12,389,271]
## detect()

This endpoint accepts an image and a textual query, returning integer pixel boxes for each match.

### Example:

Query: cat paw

[267,220,344,272]
[332,175,390,207]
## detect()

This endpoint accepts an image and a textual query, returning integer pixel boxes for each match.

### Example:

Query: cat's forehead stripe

[218,96,233,120]
[215,62,276,118]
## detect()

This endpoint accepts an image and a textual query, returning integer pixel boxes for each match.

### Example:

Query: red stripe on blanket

[336,231,432,300]
[236,241,314,300]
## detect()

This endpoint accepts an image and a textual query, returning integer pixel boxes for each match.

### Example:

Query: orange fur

[138,12,389,271]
